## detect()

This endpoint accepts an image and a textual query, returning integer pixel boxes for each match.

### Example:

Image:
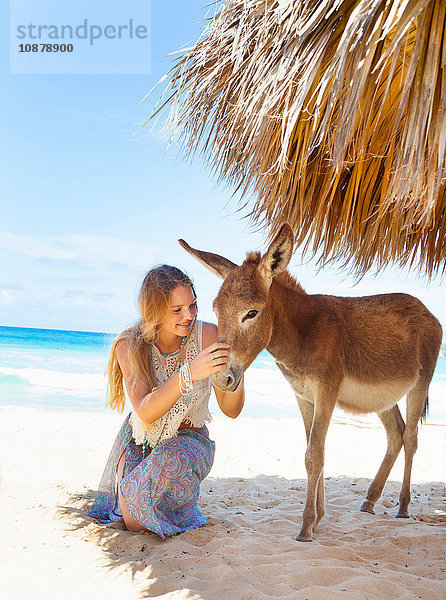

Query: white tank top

[129,320,212,448]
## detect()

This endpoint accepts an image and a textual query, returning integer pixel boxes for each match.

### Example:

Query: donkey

[179,224,442,541]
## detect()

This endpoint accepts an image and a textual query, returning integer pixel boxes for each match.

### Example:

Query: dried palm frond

[150,0,446,278]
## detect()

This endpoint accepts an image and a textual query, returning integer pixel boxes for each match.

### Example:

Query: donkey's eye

[242,309,259,323]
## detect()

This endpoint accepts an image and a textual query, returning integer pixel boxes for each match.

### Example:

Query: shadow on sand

[55,474,446,599]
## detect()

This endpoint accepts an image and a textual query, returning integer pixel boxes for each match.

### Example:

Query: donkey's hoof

[295,533,313,542]
[360,501,375,515]
[396,511,410,519]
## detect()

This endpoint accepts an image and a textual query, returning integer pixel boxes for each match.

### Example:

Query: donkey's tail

[420,395,429,424]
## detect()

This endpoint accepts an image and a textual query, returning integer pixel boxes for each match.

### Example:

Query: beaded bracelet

[178,363,193,395]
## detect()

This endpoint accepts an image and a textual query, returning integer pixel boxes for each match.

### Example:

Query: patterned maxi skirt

[88,415,215,539]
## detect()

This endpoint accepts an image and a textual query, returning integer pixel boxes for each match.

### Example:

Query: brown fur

[180,224,443,541]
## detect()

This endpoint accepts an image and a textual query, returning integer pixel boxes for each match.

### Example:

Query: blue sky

[1,1,444,334]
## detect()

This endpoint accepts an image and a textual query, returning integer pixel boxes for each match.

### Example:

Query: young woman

[88,265,244,539]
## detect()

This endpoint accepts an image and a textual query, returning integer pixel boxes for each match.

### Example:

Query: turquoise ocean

[1,325,445,422]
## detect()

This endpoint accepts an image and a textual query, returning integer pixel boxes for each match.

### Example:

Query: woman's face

[160,285,197,338]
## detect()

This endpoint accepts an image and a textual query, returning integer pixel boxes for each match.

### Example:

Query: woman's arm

[116,339,181,424]
[202,322,245,418]
[116,335,231,424]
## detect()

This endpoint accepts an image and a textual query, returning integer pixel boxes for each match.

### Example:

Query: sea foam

[0,366,106,394]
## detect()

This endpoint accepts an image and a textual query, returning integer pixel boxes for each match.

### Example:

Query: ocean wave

[244,367,446,420]
[244,368,296,409]
[0,366,106,394]
[0,348,106,374]
[253,359,276,368]
[0,363,444,421]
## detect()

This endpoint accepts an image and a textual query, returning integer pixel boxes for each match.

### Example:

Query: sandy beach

[2,407,445,600]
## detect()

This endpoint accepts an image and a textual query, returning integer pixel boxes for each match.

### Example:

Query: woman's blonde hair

[106,265,196,413]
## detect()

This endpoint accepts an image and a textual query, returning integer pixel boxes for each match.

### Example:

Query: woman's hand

[199,323,245,418]
[189,342,230,382]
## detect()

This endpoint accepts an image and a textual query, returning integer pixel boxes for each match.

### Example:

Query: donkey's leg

[397,382,428,518]
[296,397,325,530]
[296,389,336,542]
[360,405,405,514]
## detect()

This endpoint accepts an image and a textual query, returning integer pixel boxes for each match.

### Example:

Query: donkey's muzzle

[211,365,243,392]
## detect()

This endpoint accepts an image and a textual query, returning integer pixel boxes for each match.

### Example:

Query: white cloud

[0,232,159,270]
[0,290,16,305]
[0,232,76,260]
[0,282,24,291]
[57,234,160,270]
[0,231,161,330]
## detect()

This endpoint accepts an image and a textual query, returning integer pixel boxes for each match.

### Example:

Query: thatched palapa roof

[151,0,446,278]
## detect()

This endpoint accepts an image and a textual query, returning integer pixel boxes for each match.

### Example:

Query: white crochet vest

[129,320,212,448]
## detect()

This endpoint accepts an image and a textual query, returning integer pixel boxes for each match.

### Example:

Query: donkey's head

[179,224,294,391]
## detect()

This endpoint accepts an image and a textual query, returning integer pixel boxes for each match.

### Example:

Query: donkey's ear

[259,223,294,284]
[179,239,237,279]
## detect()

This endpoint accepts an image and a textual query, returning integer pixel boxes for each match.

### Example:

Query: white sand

[1,408,445,599]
